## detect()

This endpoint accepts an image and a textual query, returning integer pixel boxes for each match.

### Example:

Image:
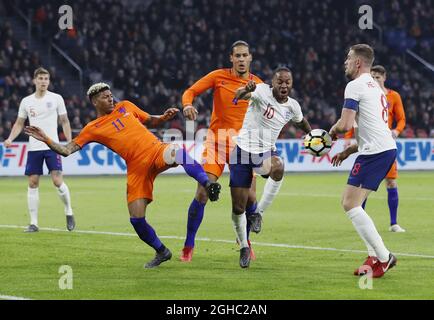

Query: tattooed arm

[24,126,81,157]
[293,118,312,134]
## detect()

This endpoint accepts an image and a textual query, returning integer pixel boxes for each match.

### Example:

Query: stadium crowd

[1,0,433,141]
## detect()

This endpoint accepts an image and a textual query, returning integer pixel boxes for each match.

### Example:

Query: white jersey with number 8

[344,73,396,155]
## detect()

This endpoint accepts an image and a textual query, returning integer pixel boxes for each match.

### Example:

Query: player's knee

[52,179,63,188]
[341,197,355,212]
[163,144,180,165]
[51,174,63,187]
[28,176,39,188]
[29,180,39,188]
[386,179,397,189]
[270,157,284,181]
[195,184,209,204]
[232,203,245,215]
[247,189,256,203]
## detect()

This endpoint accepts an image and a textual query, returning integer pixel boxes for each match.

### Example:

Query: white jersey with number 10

[235,83,304,154]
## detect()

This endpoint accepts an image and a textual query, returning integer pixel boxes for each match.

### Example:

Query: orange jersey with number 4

[182,68,263,133]
[182,68,262,177]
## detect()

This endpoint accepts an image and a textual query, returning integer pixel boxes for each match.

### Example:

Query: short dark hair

[273,66,292,77]
[350,44,375,67]
[33,67,50,79]
[230,40,250,55]
[371,65,386,75]
[87,82,111,100]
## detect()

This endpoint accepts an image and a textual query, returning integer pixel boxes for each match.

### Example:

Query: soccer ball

[303,129,333,157]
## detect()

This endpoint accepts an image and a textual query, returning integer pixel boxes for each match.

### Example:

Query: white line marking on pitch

[1,224,434,259]
[0,294,31,300]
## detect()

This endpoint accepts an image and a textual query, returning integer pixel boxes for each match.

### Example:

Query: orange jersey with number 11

[73,100,164,164]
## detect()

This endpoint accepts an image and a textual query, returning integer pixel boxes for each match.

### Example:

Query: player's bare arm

[234,80,256,102]
[293,118,312,134]
[145,107,179,128]
[331,143,358,167]
[329,109,356,139]
[4,117,26,148]
[24,125,81,156]
[59,114,72,142]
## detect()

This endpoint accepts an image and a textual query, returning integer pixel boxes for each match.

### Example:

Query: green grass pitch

[1,172,433,300]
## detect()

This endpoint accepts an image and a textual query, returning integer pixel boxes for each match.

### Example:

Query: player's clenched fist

[3,139,12,148]
[183,104,198,121]
[161,107,179,121]
[245,80,256,93]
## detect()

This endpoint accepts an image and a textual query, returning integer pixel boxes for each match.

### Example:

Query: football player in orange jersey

[343,65,406,232]
[180,41,281,262]
[24,83,221,269]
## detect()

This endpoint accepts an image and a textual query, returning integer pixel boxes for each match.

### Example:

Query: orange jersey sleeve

[183,68,263,133]
[387,89,406,133]
[123,100,151,123]
[182,70,220,107]
[73,101,162,163]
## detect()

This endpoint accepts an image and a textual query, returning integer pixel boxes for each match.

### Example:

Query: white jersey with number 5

[18,91,67,151]
[235,83,304,154]
[344,73,396,155]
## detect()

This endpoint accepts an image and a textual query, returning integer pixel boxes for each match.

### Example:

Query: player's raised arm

[24,126,81,157]
[145,107,179,128]
[182,71,218,120]
[233,80,256,104]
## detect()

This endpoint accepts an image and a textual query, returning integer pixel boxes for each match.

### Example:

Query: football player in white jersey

[230,67,312,267]
[4,67,75,232]
[329,44,397,278]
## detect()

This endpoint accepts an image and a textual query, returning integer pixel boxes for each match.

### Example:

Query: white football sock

[232,212,248,248]
[28,187,39,226]
[57,183,73,216]
[257,177,283,217]
[346,206,390,262]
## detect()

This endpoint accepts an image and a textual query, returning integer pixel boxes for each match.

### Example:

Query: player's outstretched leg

[251,157,284,233]
[244,201,257,260]
[233,212,250,268]
[181,197,206,262]
[347,206,396,276]
[174,147,221,201]
[130,217,172,268]
[129,200,172,268]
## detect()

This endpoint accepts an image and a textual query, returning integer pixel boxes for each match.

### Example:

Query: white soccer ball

[303,129,333,157]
